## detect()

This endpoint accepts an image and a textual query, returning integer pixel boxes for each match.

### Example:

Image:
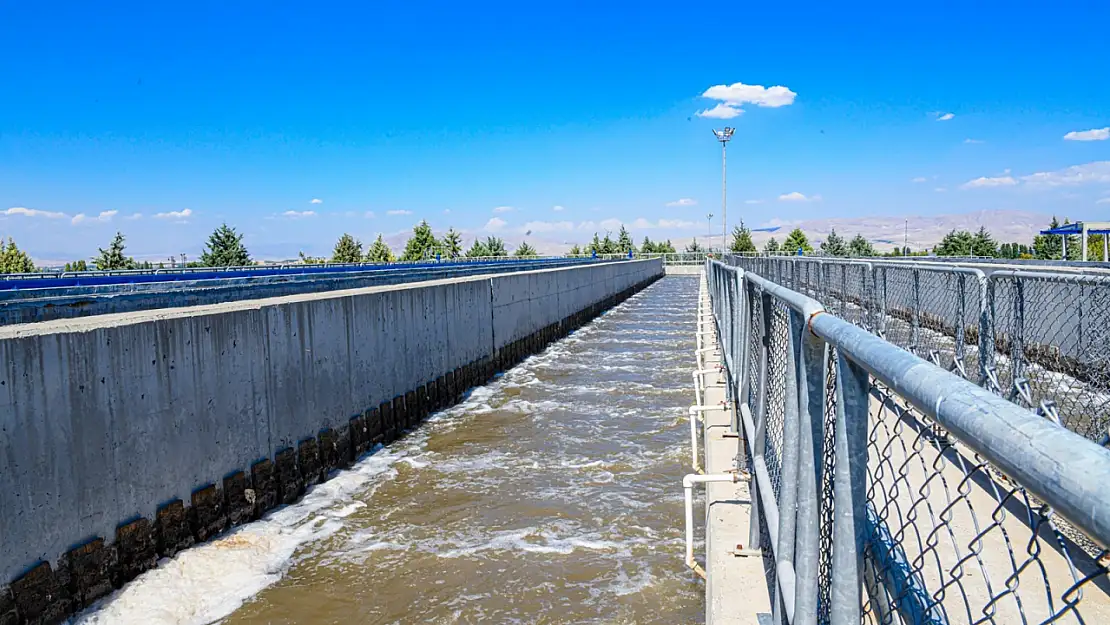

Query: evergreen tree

[200,224,251,267]
[600,234,617,254]
[298,250,325,264]
[971,226,998,257]
[640,236,655,254]
[685,238,704,253]
[465,239,489,258]
[730,221,757,254]
[764,237,781,254]
[783,228,813,254]
[1034,217,1063,260]
[94,232,136,270]
[514,241,538,257]
[585,233,603,255]
[568,244,582,256]
[401,220,439,261]
[617,225,634,254]
[484,236,507,257]
[0,237,36,273]
[1088,234,1106,261]
[1063,219,1083,260]
[365,234,395,263]
[442,228,463,258]
[934,229,975,257]
[848,234,876,257]
[820,229,849,257]
[658,240,677,254]
[332,233,363,263]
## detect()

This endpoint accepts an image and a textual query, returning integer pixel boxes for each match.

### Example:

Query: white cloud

[911,177,927,183]
[657,219,699,229]
[492,206,514,213]
[964,138,984,144]
[935,187,947,193]
[443,209,451,214]
[696,103,743,119]
[778,192,820,202]
[665,198,697,207]
[1063,127,1110,142]
[279,210,316,219]
[310,198,323,204]
[3,206,66,219]
[577,221,597,231]
[761,218,800,228]
[701,82,797,108]
[552,205,565,212]
[961,176,1018,189]
[154,208,194,220]
[386,209,413,216]
[522,220,575,233]
[744,199,764,205]
[627,218,699,230]
[71,210,117,225]
[125,212,142,220]
[364,211,376,218]
[484,217,507,232]
[1020,161,1110,187]
[936,112,955,121]
[599,218,623,232]
[1097,197,1110,205]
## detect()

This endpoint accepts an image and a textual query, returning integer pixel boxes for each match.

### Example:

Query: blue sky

[2,1,1109,262]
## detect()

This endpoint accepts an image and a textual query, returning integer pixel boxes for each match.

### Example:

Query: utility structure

[712,127,734,253]
[706,213,714,250]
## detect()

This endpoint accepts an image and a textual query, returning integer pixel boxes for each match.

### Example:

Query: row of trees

[321,221,539,265]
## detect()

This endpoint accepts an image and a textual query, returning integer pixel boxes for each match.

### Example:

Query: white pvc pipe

[684,472,743,578]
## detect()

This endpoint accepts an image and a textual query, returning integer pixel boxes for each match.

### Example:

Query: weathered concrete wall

[0,259,662,624]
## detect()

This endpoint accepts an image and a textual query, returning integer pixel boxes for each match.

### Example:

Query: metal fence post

[1009,276,1026,402]
[792,309,826,624]
[774,306,802,625]
[983,275,997,387]
[911,267,922,356]
[830,352,869,625]
[956,273,967,377]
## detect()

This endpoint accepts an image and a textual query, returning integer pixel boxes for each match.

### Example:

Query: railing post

[1009,276,1026,401]
[956,273,967,377]
[911,267,922,356]
[774,306,802,625]
[980,274,994,387]
[792,309,826,624]
[830,353,869,625]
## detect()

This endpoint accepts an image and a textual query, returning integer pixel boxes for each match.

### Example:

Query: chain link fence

[707,258,1110,625]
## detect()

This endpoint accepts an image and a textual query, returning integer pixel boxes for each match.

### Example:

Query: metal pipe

[683,472,744,578]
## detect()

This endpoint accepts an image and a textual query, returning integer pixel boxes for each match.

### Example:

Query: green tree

[657,240,677,254]
[0,237,36,273]
[848,234,876,257]
[568,244,582,256]
[365,234,395,263]
[332,233,363,263]
[465,239,489,258]
[783,228,813,254]
[600,234,617,254]
[94,232,136,270]
[200,223,251,267]
[640,236,655,254]
[764,237,781,254]
[730,221,757,254]
[820,229,849,257]
[514,241,538,257]
[484,236,507,257]
[401,220,439,261]
[585,233,603,255]
[1088,234,1107,261]
[934,229,975,256]
[298,250,325,264]
[617,225,634,254]
[685,238,704,253]
[971,226,998,257]
[442,228,463,258]
[1034,217,1063,260]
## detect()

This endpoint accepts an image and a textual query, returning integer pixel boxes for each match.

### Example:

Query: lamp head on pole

[712,127,735,144]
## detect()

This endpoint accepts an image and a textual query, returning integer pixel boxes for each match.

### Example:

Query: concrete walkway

[693,272,772,624]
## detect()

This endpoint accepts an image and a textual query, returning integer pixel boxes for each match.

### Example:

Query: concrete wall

[0,259,662,624]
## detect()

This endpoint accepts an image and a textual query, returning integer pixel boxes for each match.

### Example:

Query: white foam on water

[69,447,405,625]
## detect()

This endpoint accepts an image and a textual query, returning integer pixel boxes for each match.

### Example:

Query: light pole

[706,213,713,251]
[712,127,735,252]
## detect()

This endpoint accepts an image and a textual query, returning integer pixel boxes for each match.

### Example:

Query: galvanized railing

[726,255,1110,449]
[706,258,1110,624]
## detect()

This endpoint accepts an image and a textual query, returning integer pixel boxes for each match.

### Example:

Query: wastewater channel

[73,275,703,624]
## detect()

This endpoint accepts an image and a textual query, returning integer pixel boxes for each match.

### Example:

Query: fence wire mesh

[707,258,1110,625]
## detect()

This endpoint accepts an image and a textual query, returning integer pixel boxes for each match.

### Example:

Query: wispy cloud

[492,206,514,213]
[154,208,193,220]
[386,209,413,216]
[935,187,947,193]
[310,198,323,204]
[1020,161,1110,186]
[961,176,1017,189]
[279,210,316,219]
[964,138,984,144]
[522,220,575,233]
[71,210,118,225]
[936,112,955,121]
[665,198,697,207]
[364,211,376,218]
[443,209,451,214]
[778,192,821,202]
[911,177,927,183]
[125,212,142,220]
[3,206,66,219]
[1097,197,1110,205]
[744,199,764,205]
[1063,127,1110,142]
[484,217,507,232]
[697,81,796,119]
[552,205,565,212]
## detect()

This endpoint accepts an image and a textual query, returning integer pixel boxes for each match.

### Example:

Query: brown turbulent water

[74,276,702,625]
